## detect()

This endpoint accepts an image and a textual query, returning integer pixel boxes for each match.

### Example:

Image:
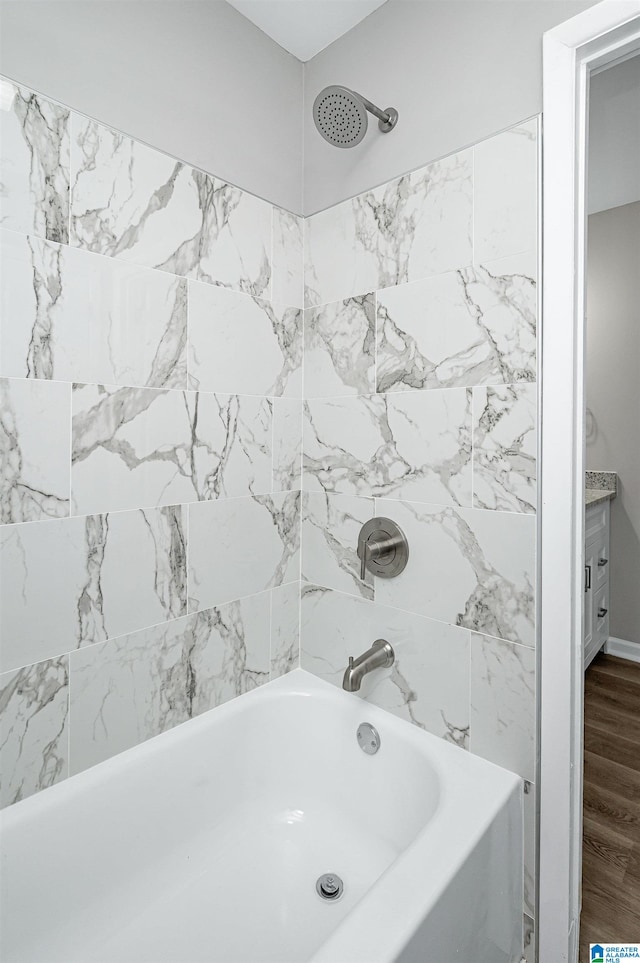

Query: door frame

[539,2,640,961]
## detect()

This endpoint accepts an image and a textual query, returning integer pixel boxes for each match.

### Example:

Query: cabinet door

[584,545,595,657]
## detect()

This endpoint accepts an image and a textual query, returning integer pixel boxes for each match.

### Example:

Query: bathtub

[0,669,523,963]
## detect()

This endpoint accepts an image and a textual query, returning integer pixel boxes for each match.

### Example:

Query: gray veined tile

[303,389,472,506]
[474,118,538,264]
[302,491,374,600]
[71,383,195,515]
[70,115,210,275]
[70,116,271,296]
[195,179,272,298]
[469,632,536,782]
[0,505,187,673]
[304,294,375,398]
[188,280,302,397]
[193,393,273,500]
[0,656,69,808]
[472,384,537,514]
[375,498,535,647]
[304,148,472,307]
[376,251,537,393]
[188,492,300,613]
[272,207,303,308]
[69,592,270,774]
[1,377,71,524]
[0,78,69,244]
[270,581,300,680]
[0,229,188,387]
[300,585,470,746]
[71,385,273,515]
[272,398,302,492]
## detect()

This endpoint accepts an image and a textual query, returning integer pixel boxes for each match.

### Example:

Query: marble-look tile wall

[301,118,539,930]
[0,73,537,940]
[0,77,303,809]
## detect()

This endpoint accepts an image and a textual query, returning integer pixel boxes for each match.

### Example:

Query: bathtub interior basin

[0,669,523,963]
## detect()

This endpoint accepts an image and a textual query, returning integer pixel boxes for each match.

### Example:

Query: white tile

[469,632,536,782]
[375,498,535,647]
[1,377,70,523]
[194,393,273,500]
[304,294,375,398]
[69,593,270,773]
[70,115,206,275]
[473,384,537,514]
[0,657,69,808]
[0,230,187,387]
[96,506,187,642]
[70,115,271,296]
[303,389,472,506]
[272,207,303,308]
[272,398,301,492]
[301,586,470,745]
[71,386,272,515]
[376,252,537,393]
[0,506,187,673]
[188,281,302,397]
[196,181,272,298]
[270,581,300,679]
[302,491,374,600]
[305,148,472,306]
[474,119,538,263]
[0,79,69,243]
[71,384,195,515]
[188,492,300,612]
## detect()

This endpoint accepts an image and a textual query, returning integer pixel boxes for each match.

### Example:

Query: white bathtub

[0,670,523,963]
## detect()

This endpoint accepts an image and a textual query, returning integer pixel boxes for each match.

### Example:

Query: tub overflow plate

[316,873,344,901]
[357,722,381,755]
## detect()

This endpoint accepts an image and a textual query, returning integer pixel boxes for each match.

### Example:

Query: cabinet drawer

[593,533,610,589]
[585,500,610,542]
[593,584,610,646]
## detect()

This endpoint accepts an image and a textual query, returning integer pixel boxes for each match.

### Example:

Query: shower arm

[354,91,392,124]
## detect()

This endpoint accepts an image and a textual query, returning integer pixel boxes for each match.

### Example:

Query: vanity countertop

[585,470,617,508]
[585,488,616,507]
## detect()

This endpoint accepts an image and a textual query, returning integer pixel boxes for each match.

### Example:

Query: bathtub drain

[316,873,344,901]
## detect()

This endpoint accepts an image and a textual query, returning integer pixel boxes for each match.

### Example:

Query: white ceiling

[225,0,388,62]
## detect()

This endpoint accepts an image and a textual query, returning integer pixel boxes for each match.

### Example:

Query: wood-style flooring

[579,653,640,962]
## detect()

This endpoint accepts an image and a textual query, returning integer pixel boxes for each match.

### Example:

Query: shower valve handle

[357,518,409,582]
[359,535,397,580]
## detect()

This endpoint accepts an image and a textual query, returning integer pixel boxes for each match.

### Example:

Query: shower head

[313,86,398,149]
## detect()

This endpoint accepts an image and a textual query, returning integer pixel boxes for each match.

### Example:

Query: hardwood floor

[579,653,640,962]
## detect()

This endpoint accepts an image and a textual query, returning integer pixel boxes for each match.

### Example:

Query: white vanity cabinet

[584,499,611,670]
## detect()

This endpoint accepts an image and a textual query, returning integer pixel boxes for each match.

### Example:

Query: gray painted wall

[303,0,595,214]
[587,201,640,645]
[1,0,599,216]
[0,0,304,213]
[589,55,640,214]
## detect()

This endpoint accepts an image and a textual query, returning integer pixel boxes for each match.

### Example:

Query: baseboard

[605,636,640,663]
